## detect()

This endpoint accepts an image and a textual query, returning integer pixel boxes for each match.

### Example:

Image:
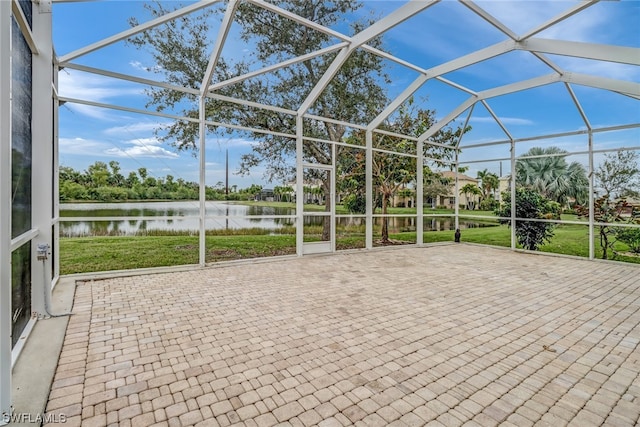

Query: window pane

[11,18,33,238]
[17,0,33,28]
[11,242,31,347]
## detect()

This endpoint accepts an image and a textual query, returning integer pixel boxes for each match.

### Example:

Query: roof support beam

[200,0,238,93]
[208,42,348,92]
[368,74,430,131]
[565,83,591,131]
[519,1,599,41]
[477,73,561,99]
[460,1,519,41]
[516,38,640,66]
[394,68,637,146]
[298,0,439,116]
[480,100,513,141]
[59,0,221,63]
[62,63,201,95]
[419,97,476,144]
[426,39,515,78]
[560,72,640,97]
[198,0,239,266]
[248,0,350,42]
[368,41,512,131]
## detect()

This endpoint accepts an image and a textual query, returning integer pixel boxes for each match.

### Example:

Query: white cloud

[129,60,163,74]
[61,135,178,159]
[105,136,179,159]
[59,137,111,155]
[105,145,179,159]
[61,103,112,120]
[59,69,141,100]
[470,116,534,126]
[104,121,170,135]
[209,137,257,148]
[58,70,143,120]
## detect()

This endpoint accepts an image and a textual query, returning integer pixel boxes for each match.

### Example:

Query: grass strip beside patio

[60,223,639,275]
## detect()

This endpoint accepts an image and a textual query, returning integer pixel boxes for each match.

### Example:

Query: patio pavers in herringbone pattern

[45,245,640,426]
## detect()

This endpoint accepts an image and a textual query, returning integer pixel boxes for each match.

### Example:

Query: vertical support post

[295,115,303,256]
[330,143,336,251]
[510,140,516,250]
[365,130,373,250]
[588,131,594,260]
[0,0,12,421]
[454,104,473,232]
[454,151,460,230]
[31,0,54,317]
[416,139,423,246]
[53,62,60,281]
[198,96,206,266]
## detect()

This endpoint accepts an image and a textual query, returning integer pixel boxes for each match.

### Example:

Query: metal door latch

[37,243,50,261]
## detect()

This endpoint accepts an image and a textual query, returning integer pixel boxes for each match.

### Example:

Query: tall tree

[477,169,498,201]
[108,161,125,186]
[516,146,588,207]
[86,161,110,188]
[594,150,640,199]
[341,104,466,242]
[129,0,390,241]
[460,183,482,210]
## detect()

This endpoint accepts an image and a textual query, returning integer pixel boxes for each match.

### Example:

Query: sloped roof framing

[54,0,640,147]
[50,0,640,263]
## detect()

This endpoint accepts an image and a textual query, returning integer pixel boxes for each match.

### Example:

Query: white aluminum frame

[0,0,12,422]
[47,0,639,264]
[0,0,637,421]
[31,0,55,318]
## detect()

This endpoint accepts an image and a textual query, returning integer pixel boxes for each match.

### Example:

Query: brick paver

[45,245,640,426]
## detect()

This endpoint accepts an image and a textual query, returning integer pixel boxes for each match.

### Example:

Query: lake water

[59,201,495,237]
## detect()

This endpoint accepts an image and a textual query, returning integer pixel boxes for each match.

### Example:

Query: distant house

[256,188,275,202]
[498,175,511,203]
[426,171,480,209]
[392,186,415,208]
[288,180,326,205]
[620,197,640,217]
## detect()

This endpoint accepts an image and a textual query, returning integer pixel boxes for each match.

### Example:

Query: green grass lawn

[59,203,638,274]
[60,222,639,275]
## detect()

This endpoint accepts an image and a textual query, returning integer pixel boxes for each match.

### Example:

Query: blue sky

[53,1,639,187]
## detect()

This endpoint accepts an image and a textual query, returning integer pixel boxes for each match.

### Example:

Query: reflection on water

[60,201,296,236]
[60,201,496,237]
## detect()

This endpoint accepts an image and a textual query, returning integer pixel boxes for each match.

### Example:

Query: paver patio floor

[45,245,640,426]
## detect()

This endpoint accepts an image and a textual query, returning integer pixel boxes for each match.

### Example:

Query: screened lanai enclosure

[1,0,639,423]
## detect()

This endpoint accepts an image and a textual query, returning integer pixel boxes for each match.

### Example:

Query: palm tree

[460,183,482,210]
[477,169,499,201]
[516,147,588,207]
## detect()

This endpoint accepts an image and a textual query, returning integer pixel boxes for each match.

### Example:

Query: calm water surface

[60,201,494,236]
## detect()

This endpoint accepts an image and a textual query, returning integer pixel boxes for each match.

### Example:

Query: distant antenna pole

[500,161,502,177]
[225,149,229,196]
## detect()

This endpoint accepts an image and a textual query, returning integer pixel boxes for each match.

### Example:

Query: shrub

[495,187,556,251]
[342,194,366,214]
[616,227,640,254]
[479,198,499,211]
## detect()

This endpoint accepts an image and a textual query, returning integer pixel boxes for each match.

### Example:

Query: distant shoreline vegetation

[60,161,267,202]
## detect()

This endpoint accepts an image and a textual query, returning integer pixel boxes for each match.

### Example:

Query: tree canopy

[339,102,466,242]
[594,150,640,199]
[128,0,390,182]
[516,146,588,207]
